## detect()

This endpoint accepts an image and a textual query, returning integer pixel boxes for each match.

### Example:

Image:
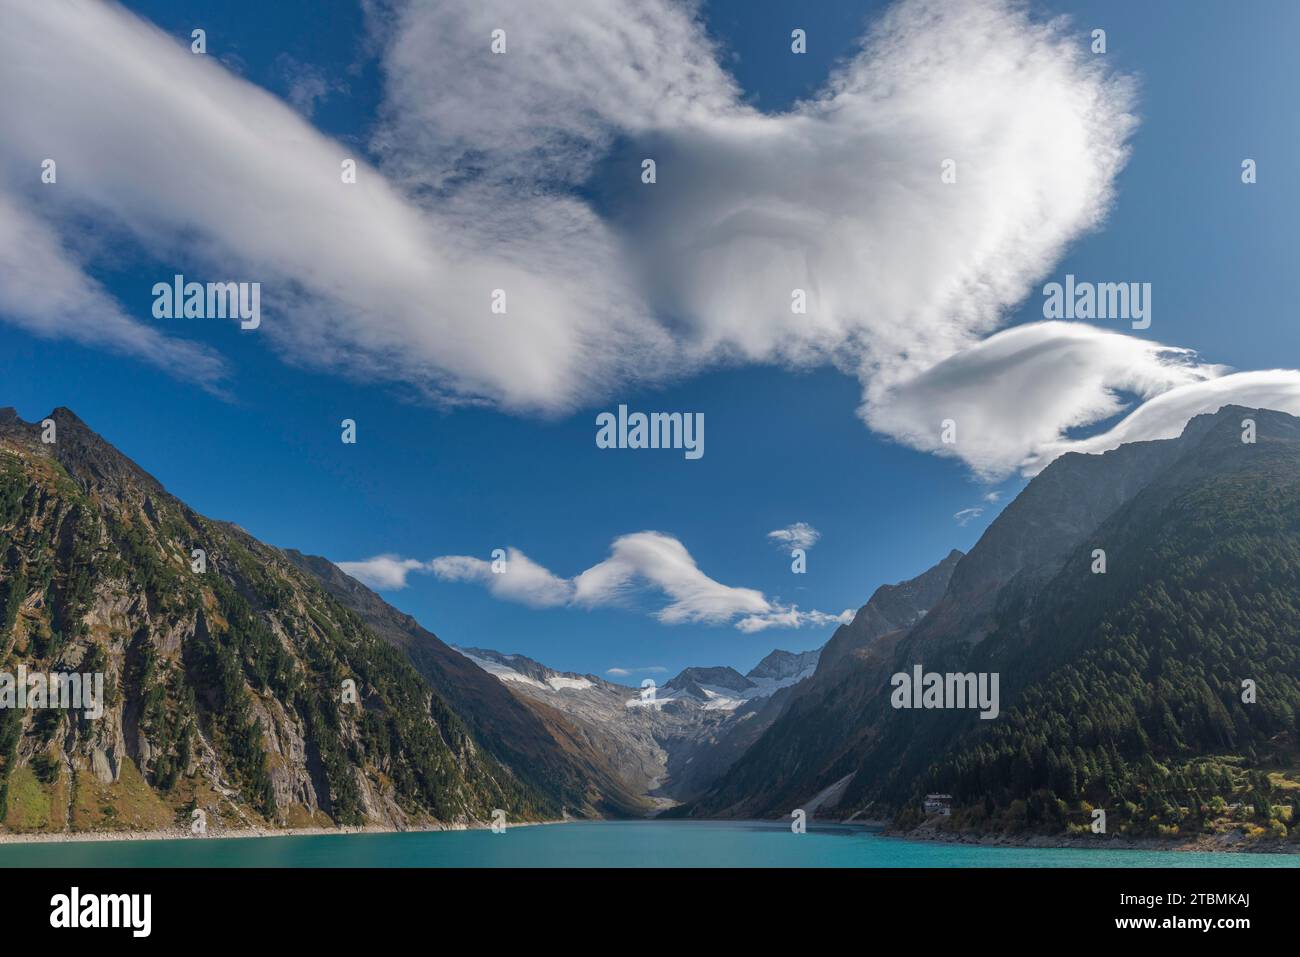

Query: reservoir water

[0,820,1296,868]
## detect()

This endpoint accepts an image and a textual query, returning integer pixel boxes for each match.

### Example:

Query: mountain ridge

[680,405,1300,845]
[0,407,611,834]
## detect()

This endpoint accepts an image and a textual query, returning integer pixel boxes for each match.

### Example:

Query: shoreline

[0,818,563,847]
[2,816,1296,855]
[882,822,1299,855]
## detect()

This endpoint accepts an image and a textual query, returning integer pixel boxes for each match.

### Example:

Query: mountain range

[1,404,1297,843]
[453,644,822,809]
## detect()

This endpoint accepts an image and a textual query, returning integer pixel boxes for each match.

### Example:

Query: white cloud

[6,0,1291,477]
[368,0,1137,395]
[864,322,1225,478]
[0,191,227,389]
[336,554,427,590]
[606,666,668,678]
[381,531,850,631]
[0,0,672,412]
[767,523,821,551]
[953,507,984,527]
[0,1,1149,429]
[1024,370,1300,470]
[573,532,769,624]
[277,55,348,118]
[429,548,573,608]
[735,606,854,635]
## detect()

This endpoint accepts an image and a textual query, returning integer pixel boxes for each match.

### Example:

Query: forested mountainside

[685,407,1300,843]
[0,408,583,834]
[283,550,651,816]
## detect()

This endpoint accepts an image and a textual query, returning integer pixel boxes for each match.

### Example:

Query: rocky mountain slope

[0,408,611,834]
[456,648,673,806]
[665,548,964,818]
[282,550,651,816]
[682,406,1300,842]
[455,645,823,807]
[814,549,962,679]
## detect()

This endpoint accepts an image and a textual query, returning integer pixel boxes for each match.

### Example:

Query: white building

[923,793,953,816]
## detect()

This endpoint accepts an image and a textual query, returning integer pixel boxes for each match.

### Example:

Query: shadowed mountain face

[682,406,1300,833]
[0,408,621,834]
[663,546,964,818]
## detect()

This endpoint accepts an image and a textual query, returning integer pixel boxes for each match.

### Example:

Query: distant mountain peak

[746,648,820,683]
[0,405,164,497]
[666,665,754,695]
[455,646,600,692]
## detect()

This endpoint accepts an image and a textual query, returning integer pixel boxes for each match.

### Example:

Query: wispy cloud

[341,531,847,632]
[276,54,348,118]
[735,606,853,635]
[0,191,227,390]
[953,507,984,527]
[865,322,1225,479]
[570,532,768,624]
[606,666,668,678]
[428,549,573,608]
[767,523,820,551]
[1023,370,1300,471]
[335,554,427,591]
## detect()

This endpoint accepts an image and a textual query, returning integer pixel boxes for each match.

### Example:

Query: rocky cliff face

[905,436,1185,653]
[0,408,569,834]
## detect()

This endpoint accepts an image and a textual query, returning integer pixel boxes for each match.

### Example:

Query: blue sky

[3,0,1297,679]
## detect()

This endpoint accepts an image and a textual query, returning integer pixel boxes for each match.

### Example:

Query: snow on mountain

[744,649,820,696]
[457,647,598,693]
[454,642,825,805]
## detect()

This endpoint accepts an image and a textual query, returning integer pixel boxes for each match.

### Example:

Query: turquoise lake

[1,821,1296,867]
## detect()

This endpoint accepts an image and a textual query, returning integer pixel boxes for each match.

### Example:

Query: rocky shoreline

[887,821,1298,854]
[0,818,561,846]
